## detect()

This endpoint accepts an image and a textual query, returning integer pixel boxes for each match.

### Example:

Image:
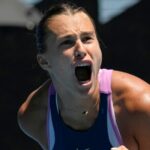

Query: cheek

[55,52,72,71]
[91,44,102,62]
[60,49,74,65]
[98,49,102,64]
[92,45,102,70]
[62,48,73,58]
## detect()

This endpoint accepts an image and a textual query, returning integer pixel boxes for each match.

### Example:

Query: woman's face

[38,12,102,95]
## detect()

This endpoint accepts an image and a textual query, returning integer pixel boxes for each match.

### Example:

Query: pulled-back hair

[36,2,96,54]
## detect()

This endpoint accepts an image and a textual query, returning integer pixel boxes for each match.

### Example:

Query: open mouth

[75,63,92,82]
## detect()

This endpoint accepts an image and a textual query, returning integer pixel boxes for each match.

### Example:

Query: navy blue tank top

[50,92,112,150]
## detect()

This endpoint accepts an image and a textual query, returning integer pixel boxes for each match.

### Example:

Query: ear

[37,54,50,70]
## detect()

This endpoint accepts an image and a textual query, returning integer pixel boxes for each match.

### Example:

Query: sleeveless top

[47,69,123,150]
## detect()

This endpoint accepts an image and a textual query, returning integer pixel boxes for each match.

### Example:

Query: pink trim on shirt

[99,69,123,146]
[99,69,112,93]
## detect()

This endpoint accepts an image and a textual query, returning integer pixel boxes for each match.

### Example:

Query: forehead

[46,12,96,37]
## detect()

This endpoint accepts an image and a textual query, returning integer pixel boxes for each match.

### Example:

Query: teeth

[76,63,90,67]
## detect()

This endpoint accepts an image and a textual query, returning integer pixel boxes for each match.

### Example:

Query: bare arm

[112,70,150,150]
[17,79,51,149]
[131,84,150,150]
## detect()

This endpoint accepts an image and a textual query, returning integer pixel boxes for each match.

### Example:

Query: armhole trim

[99,69,123,146]
[47,84,55,150]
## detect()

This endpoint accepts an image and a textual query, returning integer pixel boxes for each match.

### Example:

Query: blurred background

[0,0,149,149]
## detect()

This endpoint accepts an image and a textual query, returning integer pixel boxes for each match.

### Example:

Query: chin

[77,73,99,95]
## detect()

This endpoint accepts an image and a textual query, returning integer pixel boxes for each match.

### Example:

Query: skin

[38,12,102,130]
[18,12,150,150]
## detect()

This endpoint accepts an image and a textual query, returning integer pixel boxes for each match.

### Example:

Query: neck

[56,87,100,130]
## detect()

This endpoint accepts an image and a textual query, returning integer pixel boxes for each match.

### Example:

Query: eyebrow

[81,31,95,37]
[58,31,95,40]
[57,35,76,41]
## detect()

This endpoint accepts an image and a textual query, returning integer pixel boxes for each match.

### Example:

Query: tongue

[75,66,91,82]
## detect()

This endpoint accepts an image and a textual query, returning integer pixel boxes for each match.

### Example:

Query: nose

[74,40,86,60]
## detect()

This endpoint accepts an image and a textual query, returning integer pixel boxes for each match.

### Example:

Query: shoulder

[18,79,51,114]
[111,70,150,112]
[111,70,150,148]
[18,79,51,149]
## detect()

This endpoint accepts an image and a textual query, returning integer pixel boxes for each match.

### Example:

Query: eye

[59,39,75,49]
[82,36,93,43]
[61,39,74,46]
